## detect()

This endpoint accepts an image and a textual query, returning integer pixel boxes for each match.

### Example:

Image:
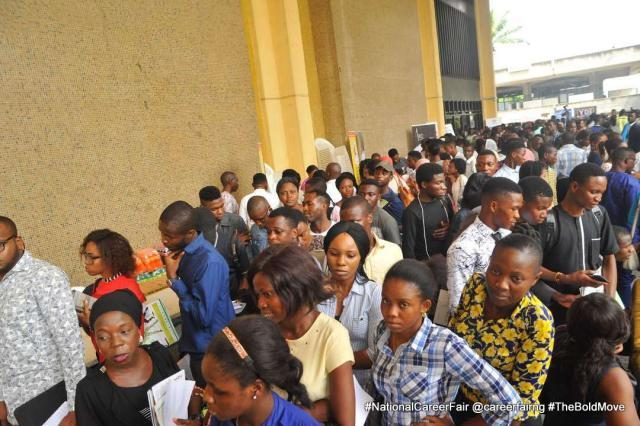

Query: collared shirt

[447,217,510,312]
[364,234,403,284]
[557,144,588,177]
[317,274,382,388]
[493,164,520,183]
[0,251,86,423]
[465,152,477,177]
[371,317,521,425]
[238,188,280,227]
[221,191,239,214]
[449,273,555,420]
[172,234,235,354]
[372,208,401,245]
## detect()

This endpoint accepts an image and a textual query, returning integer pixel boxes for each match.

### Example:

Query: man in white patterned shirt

[0,216,86,425]
[446,178,523,313]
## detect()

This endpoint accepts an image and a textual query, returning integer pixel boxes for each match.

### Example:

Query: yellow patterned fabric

[449,273,554,420]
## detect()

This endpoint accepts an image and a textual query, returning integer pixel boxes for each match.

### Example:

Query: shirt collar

[351,274,368,295]
[4,250,32,275]
[379,315,434,353]
[472,216,496,237]
[184,233,206,254]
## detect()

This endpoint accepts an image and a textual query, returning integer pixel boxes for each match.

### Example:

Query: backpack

[542,205,603,255]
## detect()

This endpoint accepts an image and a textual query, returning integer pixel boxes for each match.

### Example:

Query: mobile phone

[590,274,608,283]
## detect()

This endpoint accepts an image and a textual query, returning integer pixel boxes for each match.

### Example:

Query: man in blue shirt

[159,201,235,387]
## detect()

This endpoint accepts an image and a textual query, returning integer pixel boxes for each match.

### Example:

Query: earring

[139,335,144,344]
[421,311,427,318]
[252,392,257,400]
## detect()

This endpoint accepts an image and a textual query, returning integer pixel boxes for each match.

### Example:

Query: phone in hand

[590,274,608,283]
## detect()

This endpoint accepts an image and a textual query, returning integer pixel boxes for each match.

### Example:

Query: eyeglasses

[0,235,16,253]
[81,252,101,265]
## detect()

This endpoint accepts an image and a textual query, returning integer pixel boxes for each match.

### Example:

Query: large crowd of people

[2,109,640,425]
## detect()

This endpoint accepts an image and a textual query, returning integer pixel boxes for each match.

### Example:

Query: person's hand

[0,401,10,426]
[237,231,251,246]
[172,418,201,426]
[59,411,76,426]
[163,251,185,280]
[412,414,455,425]
[564,270,603,288]
[552,292,578,309]
[432,221,450,240]
[78,300,91,328]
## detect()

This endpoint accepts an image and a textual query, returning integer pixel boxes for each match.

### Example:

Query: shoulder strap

[591,205,603,227]
[543,208,559,254]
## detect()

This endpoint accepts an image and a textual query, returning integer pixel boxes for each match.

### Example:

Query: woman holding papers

[75,290,198,425]
[180,315,320,425]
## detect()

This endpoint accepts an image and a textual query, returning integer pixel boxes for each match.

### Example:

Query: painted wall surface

[1,0,260,283]
[323,0,428,155]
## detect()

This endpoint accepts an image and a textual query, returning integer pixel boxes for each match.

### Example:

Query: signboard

[574,106,596,118]
[411,122,438,147]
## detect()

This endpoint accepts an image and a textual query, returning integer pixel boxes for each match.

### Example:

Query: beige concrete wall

[0,0,260,283]
[327,0,428,155]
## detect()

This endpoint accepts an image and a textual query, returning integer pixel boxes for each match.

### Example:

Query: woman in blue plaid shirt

[367,260,522,425]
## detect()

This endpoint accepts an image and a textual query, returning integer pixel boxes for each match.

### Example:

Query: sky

[490,0,640,69]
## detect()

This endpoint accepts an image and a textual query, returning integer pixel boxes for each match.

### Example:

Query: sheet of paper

[149,370,186,426]
[42,402,69,426]
[354,376,373,426]
[162,379,195,425]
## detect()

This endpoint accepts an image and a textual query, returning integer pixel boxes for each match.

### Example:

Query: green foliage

[491,10,524,45]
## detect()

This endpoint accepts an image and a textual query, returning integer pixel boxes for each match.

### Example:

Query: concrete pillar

[416,0,446,135]
[474,0,498,122]
[241,0,321,172]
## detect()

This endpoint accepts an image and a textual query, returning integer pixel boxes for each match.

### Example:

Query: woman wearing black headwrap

[74,290,199,426]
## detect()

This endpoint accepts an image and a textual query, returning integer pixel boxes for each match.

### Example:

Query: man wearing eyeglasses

[0,216,86,426]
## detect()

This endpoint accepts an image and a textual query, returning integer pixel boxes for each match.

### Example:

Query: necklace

[102,272,123,283]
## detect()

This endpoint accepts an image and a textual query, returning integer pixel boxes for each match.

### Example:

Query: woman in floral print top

[450,233,554,423]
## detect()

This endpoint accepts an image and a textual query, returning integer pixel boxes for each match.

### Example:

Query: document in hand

[147,370,195,426]
[71,288,97,313]
[142,299,180,346]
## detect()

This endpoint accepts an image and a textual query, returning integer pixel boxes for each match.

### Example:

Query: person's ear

[421,299,432,316]
[15,236,25,251]
[489,199,498,213]
[366,213,374,226]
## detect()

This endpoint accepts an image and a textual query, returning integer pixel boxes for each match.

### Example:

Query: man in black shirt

[536,163,618,324]
[402,163,453,260]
